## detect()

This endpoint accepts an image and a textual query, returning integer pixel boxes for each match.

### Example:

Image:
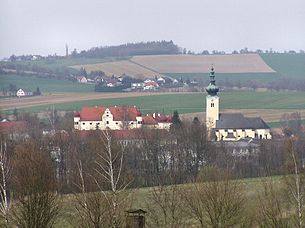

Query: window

[90,123,92,125]
[211,103,214,107]
[106,121,109,124]
[106,114,109,117]
[138,121,142,124]
[130,122,133,125]
[97,123,100,125]
[116,122,118,125]
[82,123,85,125]
[74,122,78,125]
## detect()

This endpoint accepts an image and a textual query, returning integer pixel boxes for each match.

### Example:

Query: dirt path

[0,92,174,111]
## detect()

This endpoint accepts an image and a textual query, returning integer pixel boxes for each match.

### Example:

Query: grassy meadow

[0,57,128,72]
[54,175,283,227]
[260,53,305,80]
[0,74,95,93]
[7,91,305,114]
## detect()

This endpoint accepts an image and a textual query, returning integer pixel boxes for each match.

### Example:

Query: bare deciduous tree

[182,167,247,228]
[283,139,305,228]
[73,130,131,228]
[11,140,60,228]
[94,130,130,228]
[146,176,187,228]
[72,161,109,228]
[256,180,288,228]
[0,139,11,227]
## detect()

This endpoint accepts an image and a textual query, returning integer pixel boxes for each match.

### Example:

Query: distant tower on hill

[65,44,69,57]
[206,65,219,129]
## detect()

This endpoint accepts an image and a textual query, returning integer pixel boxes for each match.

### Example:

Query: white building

[74,106,172,131]
[76,76,88,83]
[205,67,272,141]
[16,89,33,97]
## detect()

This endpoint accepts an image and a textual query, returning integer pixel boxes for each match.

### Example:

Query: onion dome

[206,66,219,96]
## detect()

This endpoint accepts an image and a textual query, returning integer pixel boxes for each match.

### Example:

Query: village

[1,0,305,226]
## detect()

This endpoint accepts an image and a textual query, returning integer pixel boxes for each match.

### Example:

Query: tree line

[72,40,180,58]
[0,111,305,227]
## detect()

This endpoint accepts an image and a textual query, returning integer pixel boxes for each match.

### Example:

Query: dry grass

[71,60,162,79]
[131,53,275,73]
[70,54,275,79]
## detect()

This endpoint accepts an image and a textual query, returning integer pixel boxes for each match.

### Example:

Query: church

[205,67,272,141]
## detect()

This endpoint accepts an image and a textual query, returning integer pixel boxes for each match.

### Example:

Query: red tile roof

[108,106,141,121]
[0,121,27,132]
[159,113,168,122]
[79,107,106,121]
[78,106,141,121]
[143,115,158,125]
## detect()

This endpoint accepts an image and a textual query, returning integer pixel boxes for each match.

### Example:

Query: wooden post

[126,209,147,228]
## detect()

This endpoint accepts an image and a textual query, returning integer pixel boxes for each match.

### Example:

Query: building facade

[74,106,172,131]
[206,67,272,141]
[16,89,33,97]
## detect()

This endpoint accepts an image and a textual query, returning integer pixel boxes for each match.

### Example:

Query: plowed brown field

[70,54,275,78]
[131,54,275,73]
[71,60,162,79]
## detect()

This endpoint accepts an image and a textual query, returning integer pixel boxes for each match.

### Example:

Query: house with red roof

[0,120,28,139]
[143,79,159,91]
[74,106,143,130]
[142,112,172,130]
[74,106,172,131]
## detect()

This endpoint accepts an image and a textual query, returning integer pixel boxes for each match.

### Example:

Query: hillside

[70,60,163,79]
[131,53,275,73]
[71,53,275,78]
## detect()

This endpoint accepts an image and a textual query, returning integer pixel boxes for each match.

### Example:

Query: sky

[0,0,304,58]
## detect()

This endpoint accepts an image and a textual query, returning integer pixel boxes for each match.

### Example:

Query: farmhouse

[16,88,33,97]
[76,76,88,83]
[74,106,172,131]
[205,67,272,141]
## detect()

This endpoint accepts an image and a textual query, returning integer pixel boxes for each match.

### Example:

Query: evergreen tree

[171,110,182,129]
[192,117,200,125]
[13,108,18,120]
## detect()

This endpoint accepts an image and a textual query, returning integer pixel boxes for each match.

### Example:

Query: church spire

[206,65,219,96]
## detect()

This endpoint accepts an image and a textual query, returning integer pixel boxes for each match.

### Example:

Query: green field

[9,91,305,115]
[0,74,95,93]
[260,53,305,80]
[0,57,129,72]
[165,72,278,84]
[166,53,305,83]
[54,175,282,227]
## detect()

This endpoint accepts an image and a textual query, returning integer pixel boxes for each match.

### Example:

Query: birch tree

[0,139,11,227]
[283,139,305,228]
[94,130,130,228]
[73,161,109,228]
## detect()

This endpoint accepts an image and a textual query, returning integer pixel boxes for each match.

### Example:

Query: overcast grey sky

[1,0,304,58]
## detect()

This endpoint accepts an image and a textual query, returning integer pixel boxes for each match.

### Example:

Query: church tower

[206,66,219,129]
